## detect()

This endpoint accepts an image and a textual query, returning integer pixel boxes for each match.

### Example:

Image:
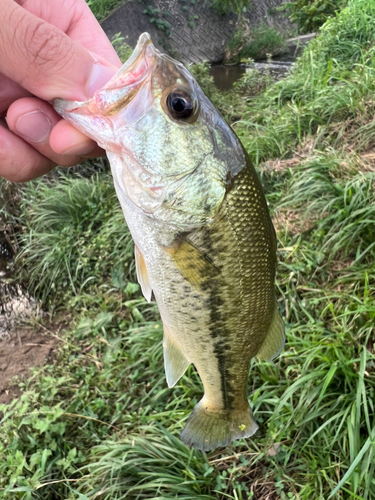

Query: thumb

[0,0,118,102]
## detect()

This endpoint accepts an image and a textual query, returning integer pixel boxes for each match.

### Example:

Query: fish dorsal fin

[134,245,152,302]
[166,236,220,287]
[163,323,191,388]
[256,306,285,361]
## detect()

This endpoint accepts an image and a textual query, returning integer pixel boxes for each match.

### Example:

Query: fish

[54,33,284,452]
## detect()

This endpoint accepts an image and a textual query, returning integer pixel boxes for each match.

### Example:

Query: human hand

[0,0,121,182]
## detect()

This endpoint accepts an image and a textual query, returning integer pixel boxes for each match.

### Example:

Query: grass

[210,0,252,15]
[233,0,375,164]
[1,0,375,498]
[281,0,348,34]
[86,0,125,21]
[225,24,288,62]
[17,170,133,310]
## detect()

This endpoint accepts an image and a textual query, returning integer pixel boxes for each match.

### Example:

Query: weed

[233,59,274,95]
[142,5,172,36]
[210,0,251,15]
[17,172,133,311]
[235,0,375,165]
[111,32,133,63]
[0,179,23,255]
[282,0,348,34]
[86,0,123,21]
[226,23,287,62]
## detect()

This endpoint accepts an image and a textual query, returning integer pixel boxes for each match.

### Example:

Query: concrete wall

[101,0,293,64]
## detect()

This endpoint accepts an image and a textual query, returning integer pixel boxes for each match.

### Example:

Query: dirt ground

[0,325,60,405]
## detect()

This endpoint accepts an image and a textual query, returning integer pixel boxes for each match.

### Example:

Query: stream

[210,53,295,91]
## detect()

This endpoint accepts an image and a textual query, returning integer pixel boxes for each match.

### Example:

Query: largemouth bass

[54,33,284,451]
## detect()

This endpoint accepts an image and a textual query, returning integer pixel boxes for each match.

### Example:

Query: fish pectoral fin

[134,245,152,302]
[256,306,285,361]
[163,323,191,388]
[165,236,220,287]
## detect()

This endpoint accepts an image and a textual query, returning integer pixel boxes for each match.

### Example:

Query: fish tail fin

[256,305,285,361]
[180,400,258,452]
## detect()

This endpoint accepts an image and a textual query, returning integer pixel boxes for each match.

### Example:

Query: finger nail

[15,110,52,143]
[86,63,117,98]
[62,140,96,156]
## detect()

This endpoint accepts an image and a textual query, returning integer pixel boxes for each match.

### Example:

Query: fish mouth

[115,32,154,81]
[54,32,158,118]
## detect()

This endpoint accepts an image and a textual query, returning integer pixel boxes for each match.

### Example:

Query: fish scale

[54,32,284,451]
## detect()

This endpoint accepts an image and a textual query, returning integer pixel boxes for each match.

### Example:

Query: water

[210,64,247,91]
[210,54,295,91]
[253,53,296,79]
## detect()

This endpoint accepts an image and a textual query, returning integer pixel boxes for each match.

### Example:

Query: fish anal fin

[134,245,152,302]
[163,323,191,388]
[256,306,285,361]
[165,236,220,287]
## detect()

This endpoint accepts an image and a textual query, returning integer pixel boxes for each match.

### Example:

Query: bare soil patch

[0,325,60,405]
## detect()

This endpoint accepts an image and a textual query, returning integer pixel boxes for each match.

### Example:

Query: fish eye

[166,90,194,120]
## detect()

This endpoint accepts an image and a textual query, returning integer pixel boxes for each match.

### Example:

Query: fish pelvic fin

[180,400,258,452]
[256,305,285,361]
[134,245,152,302]
[163,323,191,388]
